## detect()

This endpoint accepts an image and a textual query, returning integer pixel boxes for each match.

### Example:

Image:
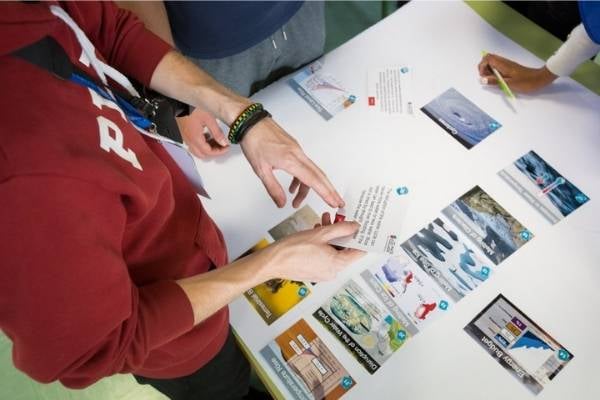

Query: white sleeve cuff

[546,23,600,76]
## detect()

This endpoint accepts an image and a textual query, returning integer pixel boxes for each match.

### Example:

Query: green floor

[2,2,598,400]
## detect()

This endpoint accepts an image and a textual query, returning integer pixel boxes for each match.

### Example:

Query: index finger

[283,153,344,208]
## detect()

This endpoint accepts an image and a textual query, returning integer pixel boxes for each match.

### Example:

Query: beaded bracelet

[228,103,270,144]
[234,109,271,144]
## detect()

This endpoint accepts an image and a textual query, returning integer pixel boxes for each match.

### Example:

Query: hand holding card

[329,184,411,254]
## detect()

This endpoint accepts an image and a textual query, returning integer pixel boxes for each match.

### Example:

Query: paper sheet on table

[367,66,415,116]
[329,184,410,254]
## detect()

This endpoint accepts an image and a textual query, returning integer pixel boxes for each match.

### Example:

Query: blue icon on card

[298,287,308,297]
[396,186,409,195]
[341,376,353,389]
[348,95,357,103]
[519,230,532,241]
[384,315,393,324]
[575,193,588,204]
[439,300,449,310]
[481,266,490,277]
[397,330,407,341]
[557,349,570,361]
[400,67,409,74]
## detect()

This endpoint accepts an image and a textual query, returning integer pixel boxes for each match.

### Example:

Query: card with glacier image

[401,215,495,302]
[498,150,590,225]
[441,186,533,265]
[465,294,573,395]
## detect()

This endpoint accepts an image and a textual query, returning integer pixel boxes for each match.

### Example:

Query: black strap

[13,36,73,80]
[12,36,185,144]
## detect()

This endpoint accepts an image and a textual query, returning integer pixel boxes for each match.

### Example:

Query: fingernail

[480,77,488,85]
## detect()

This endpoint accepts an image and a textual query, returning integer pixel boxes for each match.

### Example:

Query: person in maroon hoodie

[0,2,362,399]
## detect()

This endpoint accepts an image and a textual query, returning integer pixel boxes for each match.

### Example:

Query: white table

[197,2,600,399]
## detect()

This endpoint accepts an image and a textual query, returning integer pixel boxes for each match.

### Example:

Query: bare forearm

[116,1,175,46]
[150,50,251,124]
[175,251,269,325]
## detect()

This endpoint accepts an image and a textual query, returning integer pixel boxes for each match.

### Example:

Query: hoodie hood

[0,1,60,56]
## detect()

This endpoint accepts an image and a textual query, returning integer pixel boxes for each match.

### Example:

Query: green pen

[482,50,516,101]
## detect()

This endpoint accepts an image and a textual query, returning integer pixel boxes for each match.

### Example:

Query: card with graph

[465,294,573,395]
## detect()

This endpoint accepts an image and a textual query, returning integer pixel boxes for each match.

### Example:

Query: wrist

[228,103,271,144]
[189,84,251,126]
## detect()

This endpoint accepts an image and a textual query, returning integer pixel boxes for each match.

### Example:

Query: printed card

[313,279,409,374]
[421,88,501,149]
[498,150,590,224]
[242,206,320,325]
[360,252,453,335]
[289,61,356,120]
[401,215,495,302]
[367,66,414,116]
[329,184,411,255]
[441,186,533,265]
[465,295,573,395]
[261,319,356,400]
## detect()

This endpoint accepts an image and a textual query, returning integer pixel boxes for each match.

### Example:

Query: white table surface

[197,2,600,399]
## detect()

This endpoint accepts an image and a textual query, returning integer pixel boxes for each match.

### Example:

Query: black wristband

[235,109,271,144]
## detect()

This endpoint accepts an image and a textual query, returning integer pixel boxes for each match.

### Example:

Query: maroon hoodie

[0,1,229,388]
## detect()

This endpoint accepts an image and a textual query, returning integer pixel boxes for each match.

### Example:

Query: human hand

[478,53,557,93]
[256,218,364,283]
[177,108,229,158]
[240,117,344,208]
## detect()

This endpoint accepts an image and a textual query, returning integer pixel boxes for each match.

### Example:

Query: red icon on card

[334,213,346,223]
[368,97,375,106]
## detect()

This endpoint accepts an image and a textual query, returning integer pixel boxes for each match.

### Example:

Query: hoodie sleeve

[60,1,172,86]
[0,175,195,388]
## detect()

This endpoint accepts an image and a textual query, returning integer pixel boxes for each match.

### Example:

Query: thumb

[317,221,360,242]
[204,116,229,147]
[334,248,366,268]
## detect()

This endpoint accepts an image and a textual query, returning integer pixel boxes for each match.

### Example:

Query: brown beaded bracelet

[228,103,266,144]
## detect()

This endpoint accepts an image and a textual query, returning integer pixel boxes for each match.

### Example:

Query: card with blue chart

[465,294,573,395]
[401,216,495,302]
[360,253,453,336]
[498,150,590,225]
[441,186,533,266]
[420,87,501,149]
[288,61,356,121]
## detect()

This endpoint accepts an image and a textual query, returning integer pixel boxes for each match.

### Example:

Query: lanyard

[50,5,210,198]
[70,73,154,132]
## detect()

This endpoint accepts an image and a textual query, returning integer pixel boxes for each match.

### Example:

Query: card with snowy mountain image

[442,186,533,265]
[465,295,573,395]
[421,87,501,149]
[401,215,495,302]
[360,252,453,336]
[313,279,408,374]
[499,150,590,225]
